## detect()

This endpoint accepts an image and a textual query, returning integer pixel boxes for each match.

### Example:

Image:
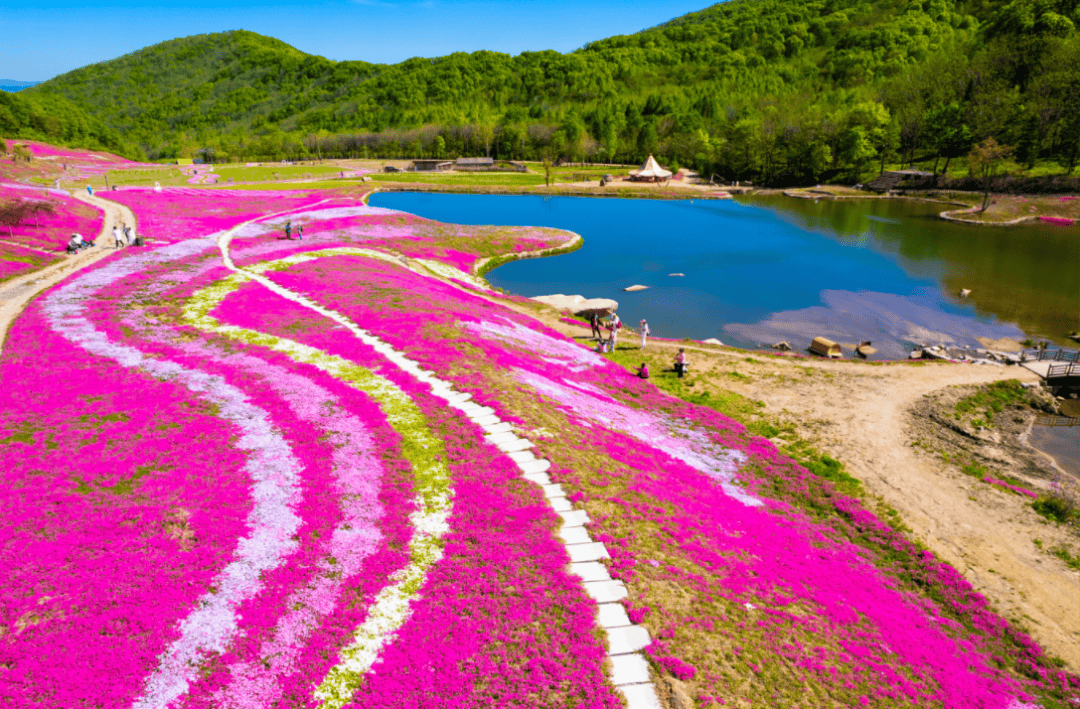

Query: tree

[12,144,32,163]
[0,200,28,237]
[925,103,974,175]
[968,138,1013,211]
[26,200,56,227]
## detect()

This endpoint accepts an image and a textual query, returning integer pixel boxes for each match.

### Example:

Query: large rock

[532,294,619,317]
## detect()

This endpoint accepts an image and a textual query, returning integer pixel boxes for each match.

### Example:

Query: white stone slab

[608,653,651,686]
[467,406,495,419]
[523,472,551,486]
[569,561,610,581]
[483,421,513,435]
[597,603,631,628]
[606,625,651,655]
[456,401,482,414]
[559,526,592,545]
[472,414,499,427]
[548,497,573,512]
[558,509,589,527]
[541,483,565,498]
[566,541,609,562]
[583,579,627,603]
[485,431,517,446]
[508,450,536,464]
[616,683,662,709]
[518,458,551,474]
[497,438,533,453]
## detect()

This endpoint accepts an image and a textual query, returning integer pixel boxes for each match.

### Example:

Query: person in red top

[635,363,649,379]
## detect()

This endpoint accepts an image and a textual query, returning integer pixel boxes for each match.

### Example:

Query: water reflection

[749,196,1079,345]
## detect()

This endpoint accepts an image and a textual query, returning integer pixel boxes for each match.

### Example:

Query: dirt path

[0,192,136,353]
[725,357,1080,668]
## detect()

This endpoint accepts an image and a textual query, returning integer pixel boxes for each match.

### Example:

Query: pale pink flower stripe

[91,242,398,709]
[512,367,755,506]
[40,241,307,709]
[0,313,253,708]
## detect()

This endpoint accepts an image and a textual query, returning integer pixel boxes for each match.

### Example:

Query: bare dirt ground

[519,305,1080,670]
[0,192,135,352]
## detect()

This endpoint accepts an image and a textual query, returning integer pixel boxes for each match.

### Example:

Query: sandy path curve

[728,357,1080,669]
[0,191,135,353]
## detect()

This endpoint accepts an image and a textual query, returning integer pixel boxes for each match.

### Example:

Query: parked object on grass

[772,341,792,351]
[810,336,842,358]
[960,288,972,297]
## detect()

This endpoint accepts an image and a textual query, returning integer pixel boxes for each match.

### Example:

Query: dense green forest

[0,90,139,158]
[19,0,1080,183]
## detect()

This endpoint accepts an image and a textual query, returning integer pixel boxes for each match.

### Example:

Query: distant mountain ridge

[12,0,1080,182]
[1,81,41,93]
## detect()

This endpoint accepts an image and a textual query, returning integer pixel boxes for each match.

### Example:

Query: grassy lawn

[368,172,547,186]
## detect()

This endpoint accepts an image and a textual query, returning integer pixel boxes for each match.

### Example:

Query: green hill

[23,0,1080,183]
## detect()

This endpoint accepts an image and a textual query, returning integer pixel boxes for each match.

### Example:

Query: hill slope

[25,0,1080,182]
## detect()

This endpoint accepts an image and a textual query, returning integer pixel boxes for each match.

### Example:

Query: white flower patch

[415,259,493,292]
[515,369,757,507]
[464,317,607,372]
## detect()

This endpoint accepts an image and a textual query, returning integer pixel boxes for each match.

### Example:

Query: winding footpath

[0,191,134,352]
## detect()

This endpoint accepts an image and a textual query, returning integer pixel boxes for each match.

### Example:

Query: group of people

[65,233,93,253]
[590,313,653,353]
[633,348,689,380]
[66,222,140,254]
[284,220,304,240]
[112,223,138,248]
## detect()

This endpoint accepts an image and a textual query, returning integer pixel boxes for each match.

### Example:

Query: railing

[1033,414,1080,428]
[1035,348,1080,363]
[1047,362,1079,379]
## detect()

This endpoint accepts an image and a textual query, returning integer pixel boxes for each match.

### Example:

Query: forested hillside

[0,91,138,159]
[23,0,1080,183]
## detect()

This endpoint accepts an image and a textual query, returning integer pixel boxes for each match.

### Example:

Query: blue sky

[2,0,711,81]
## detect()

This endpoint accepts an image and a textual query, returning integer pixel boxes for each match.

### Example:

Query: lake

[369,192,1079,358]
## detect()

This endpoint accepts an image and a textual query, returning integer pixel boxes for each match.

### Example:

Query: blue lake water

[370,192,1076,358]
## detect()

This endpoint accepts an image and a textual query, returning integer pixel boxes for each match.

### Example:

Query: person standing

[674,348,688,378]
[87,185,93,196]
[639,319,650,349]
[285,220,292,240]
[297,223,304,240]
[112,225,123,248]
[609,320,619,350]
[590,313,601,340]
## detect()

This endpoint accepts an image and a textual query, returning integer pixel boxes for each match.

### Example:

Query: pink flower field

[0,182,104,253]
[0,187,1076,708]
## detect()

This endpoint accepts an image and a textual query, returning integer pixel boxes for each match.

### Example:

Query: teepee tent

[630,154,673,181]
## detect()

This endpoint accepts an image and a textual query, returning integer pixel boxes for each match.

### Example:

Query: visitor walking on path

[112,226,123,249]
[674,348,688,378]
[639,319,650,349]
[590,313,601,340]
[635,363,650,379]
[86,185,93,196]
[285,221,292,240]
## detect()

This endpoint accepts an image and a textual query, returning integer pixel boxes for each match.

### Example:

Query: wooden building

[410,160,454,172]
